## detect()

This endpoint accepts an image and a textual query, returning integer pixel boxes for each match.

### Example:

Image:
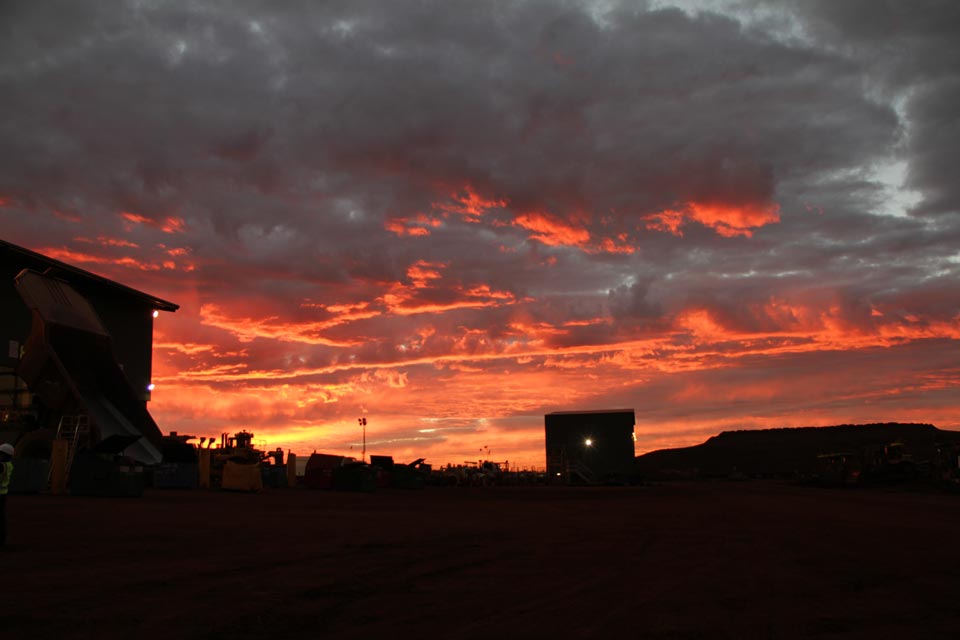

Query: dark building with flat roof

[545,409,636,484]
[1,238,177,453]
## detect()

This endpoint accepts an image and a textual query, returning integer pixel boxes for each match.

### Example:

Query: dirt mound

[635,422,960,478]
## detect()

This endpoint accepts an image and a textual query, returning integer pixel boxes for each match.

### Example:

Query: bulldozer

[860,441,925,484]
[814,452,862,487]
[200,430,268,491]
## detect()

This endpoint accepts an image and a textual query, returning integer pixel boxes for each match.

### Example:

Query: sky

[2,0,959,468]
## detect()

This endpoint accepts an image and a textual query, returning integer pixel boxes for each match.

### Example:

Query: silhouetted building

[0,238,178,430]
[545,409,636,484]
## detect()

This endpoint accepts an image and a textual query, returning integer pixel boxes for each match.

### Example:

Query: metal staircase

[567,459,598,485]
[49,414,90,485]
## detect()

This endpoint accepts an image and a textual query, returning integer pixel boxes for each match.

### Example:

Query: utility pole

[358,417,367,462]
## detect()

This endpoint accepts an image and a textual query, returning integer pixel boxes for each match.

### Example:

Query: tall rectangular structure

[1,239,178,464]
[545,409,636,484]
[1,239,178,409]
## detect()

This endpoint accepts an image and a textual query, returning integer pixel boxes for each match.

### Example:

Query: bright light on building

[152,310,159,318]
[147,383,155,391]
[584,438,593,447]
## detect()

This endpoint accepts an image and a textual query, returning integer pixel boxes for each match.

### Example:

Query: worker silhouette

[0,443,13,548]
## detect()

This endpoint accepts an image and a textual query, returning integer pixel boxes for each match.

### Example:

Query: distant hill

[635,423,960,479]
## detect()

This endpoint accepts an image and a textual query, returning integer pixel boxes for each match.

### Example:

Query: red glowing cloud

[140,285,960,468]
[513,210,591,247]
[433,185,507,221]
[199,303,366,347]
[35,247,165,272]
[406,260,445,288]
[593,234,636,255]
[385,213,441,237]
[647,201,781,237]
[4,0,957,471]
[121,211,186,234]
[75,235,140,249]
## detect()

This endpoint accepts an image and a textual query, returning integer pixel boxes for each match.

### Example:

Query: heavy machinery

[13,269,165,466]
[202,430,267,491]
[860,441,927,484]
[813,452,862,487]
[813,440,931,487]
[9,269,167,495]
[151,431,201,489]
[303,452,376,492]
[369,455,430,489]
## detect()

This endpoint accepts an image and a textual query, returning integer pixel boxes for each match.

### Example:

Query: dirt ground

[5,480,960,639]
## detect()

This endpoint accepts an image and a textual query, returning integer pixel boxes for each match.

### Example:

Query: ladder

[49,414,90,484]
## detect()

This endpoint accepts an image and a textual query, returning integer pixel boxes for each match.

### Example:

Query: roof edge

[1,238,179,312]
[546,409,636,416]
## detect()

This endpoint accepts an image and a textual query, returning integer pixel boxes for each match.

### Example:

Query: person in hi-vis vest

[0,443,14,548]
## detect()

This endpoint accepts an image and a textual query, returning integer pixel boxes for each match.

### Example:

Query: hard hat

[0,443,13,456]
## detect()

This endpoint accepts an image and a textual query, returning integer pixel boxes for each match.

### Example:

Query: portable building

[545,409,636,484]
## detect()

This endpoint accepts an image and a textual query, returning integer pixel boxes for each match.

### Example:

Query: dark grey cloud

[0,1,902,230]
[758,0,960,218]
[0,1,950,312]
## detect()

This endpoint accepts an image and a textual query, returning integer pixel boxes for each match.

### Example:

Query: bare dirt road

[5,481,960,639]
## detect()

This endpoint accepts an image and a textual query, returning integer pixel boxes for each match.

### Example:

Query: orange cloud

[154,342,217,356]
[376,261,519,316]
[177,297,960,385]
[433,185,507,221]
[385,213,440,237]
[514,210,591,247]
[384,297,515,317]
[464,284,516,301]
[199,303,366,346]
[508,321,566,342]
[592,235,637,255]
[121,211,151,224]
[645,208,686,236]
[146,300,960,468]
[675,308,730,340]
[36,247,166,271]
[121,211,186,234]
[161,217,185,233]
[145,278,959,469]
[647,201,780,237]
[407,260,445,288]
[75,235,139,248]
[300,300,382,326]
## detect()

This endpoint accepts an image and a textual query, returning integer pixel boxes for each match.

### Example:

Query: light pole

[358,417,367,462]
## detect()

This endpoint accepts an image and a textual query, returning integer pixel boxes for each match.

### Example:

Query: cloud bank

[2,0,958,465]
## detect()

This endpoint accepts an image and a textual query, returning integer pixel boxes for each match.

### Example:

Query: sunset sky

[2,1,959,467]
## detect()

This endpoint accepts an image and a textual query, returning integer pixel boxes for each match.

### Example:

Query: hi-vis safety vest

[0,461,12,495]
